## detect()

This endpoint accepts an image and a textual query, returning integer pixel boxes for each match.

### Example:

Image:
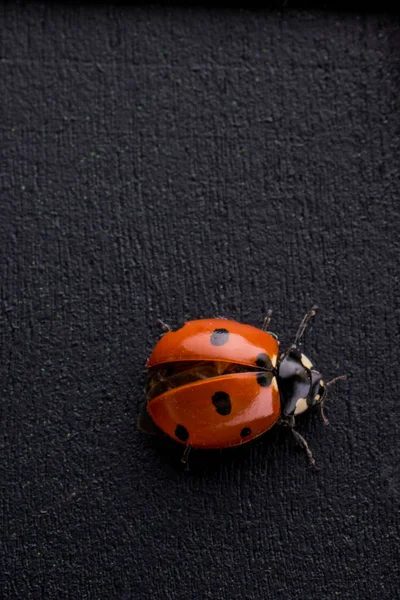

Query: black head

[277,348,326,417]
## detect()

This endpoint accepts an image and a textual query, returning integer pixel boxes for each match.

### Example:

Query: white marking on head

[294,397,308,415]
[315,394,321,402]
[301,354,313,370]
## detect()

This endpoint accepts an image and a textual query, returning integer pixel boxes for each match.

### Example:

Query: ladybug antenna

[326,374,347,387]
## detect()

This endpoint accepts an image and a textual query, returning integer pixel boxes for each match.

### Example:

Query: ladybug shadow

[146,424,293,477]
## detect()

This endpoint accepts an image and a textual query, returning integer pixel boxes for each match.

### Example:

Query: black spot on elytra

[241,427,252,438]
[212,391,232,415]
[175,424,189,442]
[210,328,230,346]
[256,373,272,387]
[255,352,273,369]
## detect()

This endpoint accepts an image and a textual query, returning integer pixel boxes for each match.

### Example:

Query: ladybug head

[277,348,326,417]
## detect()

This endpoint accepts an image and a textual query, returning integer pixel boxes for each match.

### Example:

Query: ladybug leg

[291,304,318,347]
[290,428,316,469]
[279,416,317,468]
[261,309,273,331]
[318,374,347,425]
[181,445,191,471]
[318,401,329,426]
[156,318,172,332]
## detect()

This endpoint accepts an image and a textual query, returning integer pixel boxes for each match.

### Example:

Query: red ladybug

[138,306,345,467]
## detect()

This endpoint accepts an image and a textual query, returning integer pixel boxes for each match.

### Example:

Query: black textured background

[1,3,399,599]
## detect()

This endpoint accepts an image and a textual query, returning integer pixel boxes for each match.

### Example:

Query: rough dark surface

[1,3,399,599]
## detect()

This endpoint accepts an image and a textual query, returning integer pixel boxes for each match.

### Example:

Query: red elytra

[139,309,345,466]
[145,319,280,449]
[146,318,279,371]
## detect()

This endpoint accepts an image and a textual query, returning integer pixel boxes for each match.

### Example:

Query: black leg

[319,374,347,425]
[181,446,191,471]
[156,318,172,332]
[326,375,347,387]
[291,429,317,468]
[292,304,318,347]
[318,401,329,426]
[262,309,273,331]
[278,416,317,468]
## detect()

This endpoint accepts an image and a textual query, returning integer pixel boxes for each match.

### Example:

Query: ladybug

[138,306,345,467]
